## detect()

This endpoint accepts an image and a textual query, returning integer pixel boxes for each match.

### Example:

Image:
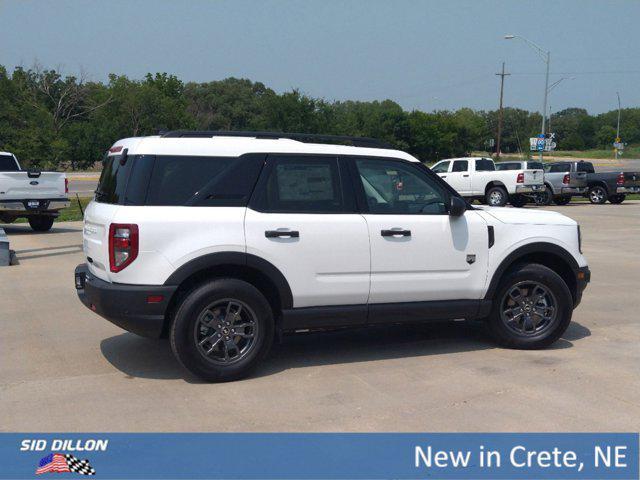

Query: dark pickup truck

[544,160,640,204]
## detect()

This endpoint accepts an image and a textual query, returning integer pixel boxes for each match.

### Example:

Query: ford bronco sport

[75,131,590,382]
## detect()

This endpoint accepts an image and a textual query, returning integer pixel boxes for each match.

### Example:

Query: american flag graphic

[36,453,96,476]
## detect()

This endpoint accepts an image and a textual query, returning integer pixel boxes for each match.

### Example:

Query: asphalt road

[1,202,639,432]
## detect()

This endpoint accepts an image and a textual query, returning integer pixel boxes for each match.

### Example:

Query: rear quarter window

[475,159,495,171]
[0,154,19,171]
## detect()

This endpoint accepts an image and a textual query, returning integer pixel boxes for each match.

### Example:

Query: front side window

[355,159,448,215]
[255,156,348,213]
[431,161,450,173]
[451,160,469,172]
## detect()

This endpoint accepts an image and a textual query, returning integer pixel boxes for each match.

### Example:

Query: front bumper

[561,186,587,195]
[515,184,545,194]
[0,198,70,213]
[616,186,640,194]
[74,264,177,338]
[574,266,591,308]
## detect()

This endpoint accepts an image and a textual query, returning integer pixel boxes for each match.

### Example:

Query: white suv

[75,131,590,382]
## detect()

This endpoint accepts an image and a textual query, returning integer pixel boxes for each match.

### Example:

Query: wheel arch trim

[484,242,579,301]
[163,252,293,310]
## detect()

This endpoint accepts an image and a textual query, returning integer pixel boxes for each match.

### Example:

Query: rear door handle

[463,174,469,177]
[381,229,411,237]
[265,230,299,238]
[441,175,447,178]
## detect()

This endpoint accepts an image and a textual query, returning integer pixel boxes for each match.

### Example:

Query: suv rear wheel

[170,278,274,382]
[487,263,572,349]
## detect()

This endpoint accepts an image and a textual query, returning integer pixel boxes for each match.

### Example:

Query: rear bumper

[616,186,640,194]
[0,198,70,213]
[74,264,177,338]
[561,186,587,195]
[515,184,545,194]
[574,266,591,308]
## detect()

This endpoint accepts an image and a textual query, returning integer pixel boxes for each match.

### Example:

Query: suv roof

[108,132,419,162]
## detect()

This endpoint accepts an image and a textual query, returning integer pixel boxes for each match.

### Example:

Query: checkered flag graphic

[65,454,96,476]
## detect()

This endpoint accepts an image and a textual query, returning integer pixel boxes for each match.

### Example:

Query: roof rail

[159,130,394,149]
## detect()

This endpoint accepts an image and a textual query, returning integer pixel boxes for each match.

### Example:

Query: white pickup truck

[431,157,544,207]
[0,152,69,231]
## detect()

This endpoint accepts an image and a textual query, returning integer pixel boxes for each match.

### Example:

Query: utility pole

[495,62,510,161]
[615,92,621,160]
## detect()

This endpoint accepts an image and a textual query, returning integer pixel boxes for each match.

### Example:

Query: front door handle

[463,174,469,177]
[381,229,411,237]
[265,230,300,238]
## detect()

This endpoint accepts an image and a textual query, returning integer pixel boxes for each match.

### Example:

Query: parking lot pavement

[1,202,639,432]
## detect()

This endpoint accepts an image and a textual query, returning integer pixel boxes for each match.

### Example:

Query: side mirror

[449,196,466,217]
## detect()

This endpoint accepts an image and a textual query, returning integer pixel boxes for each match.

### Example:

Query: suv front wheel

[487,263,572,349]
[170,279,274,382]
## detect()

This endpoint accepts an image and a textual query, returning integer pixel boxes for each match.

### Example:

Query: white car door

[244,154,370,309]
[445,159,472,195]
[353,157,488,305]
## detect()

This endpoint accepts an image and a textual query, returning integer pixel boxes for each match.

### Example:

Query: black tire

[588,185,607,204]
[170,278,274,382]
[537,185,553,206]
[28,215,55,232]
[608,194,626,204]
[509,194,527,208]
[485,186,508,207]
[486,263,573,349]
[553,195,571,206]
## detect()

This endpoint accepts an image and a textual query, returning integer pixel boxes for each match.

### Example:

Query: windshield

[0,154,19,172]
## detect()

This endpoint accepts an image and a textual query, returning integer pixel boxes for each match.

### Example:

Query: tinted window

[451,160,468,172]
[0,154,18,171]
[548,163,570,173]
[576,162,595,173]
[356,159,448,215]
[528,162,544,170]
[95,153,135,204]
[476,159,495,171]
[146,155,263,206]
[431,161,450,173]
[255,156,348,213]
[496,162,520,171]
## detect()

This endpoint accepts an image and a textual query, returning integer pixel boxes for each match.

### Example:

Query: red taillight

[65,177,69,194]
[616,173,624,186]
[109,224,139,273]
[563,174,570,185]
[516,172,524,183]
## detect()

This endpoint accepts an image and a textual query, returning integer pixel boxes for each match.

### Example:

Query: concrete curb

[0,227,9,266]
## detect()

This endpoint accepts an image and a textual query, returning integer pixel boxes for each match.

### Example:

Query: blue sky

[1,0,638,114]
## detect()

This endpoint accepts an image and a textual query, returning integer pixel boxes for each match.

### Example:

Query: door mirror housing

[449,196,466,217]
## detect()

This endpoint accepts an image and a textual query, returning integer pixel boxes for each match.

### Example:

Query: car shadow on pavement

[1,224,81,235]
[99,320,591,383]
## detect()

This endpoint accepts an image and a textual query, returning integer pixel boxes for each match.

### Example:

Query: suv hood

[476,206,577,226]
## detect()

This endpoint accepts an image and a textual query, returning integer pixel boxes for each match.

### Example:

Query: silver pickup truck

[537,161,588,205]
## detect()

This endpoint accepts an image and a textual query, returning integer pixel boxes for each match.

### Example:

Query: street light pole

[615,92,621,160]
[504,35,551,162]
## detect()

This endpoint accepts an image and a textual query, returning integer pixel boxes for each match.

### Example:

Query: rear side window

[451,160,468,172]
[0,154,18,171]
[496,162,519,171]
[96,153,264,206]
[146,155,263,206]
[252,155,351,213]
[576,162,595,173]
[548,163,570,173]
[475,159,495,171]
